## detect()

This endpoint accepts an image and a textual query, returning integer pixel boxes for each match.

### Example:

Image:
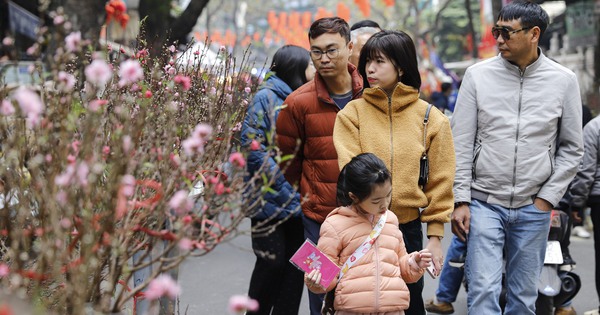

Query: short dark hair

[441,82,452,92]
[497,0,549,38]
[270,45,311,90]
[308,17,351,43]
[358,30,421,90]
[350,19,381,31]
[337,153,391,206]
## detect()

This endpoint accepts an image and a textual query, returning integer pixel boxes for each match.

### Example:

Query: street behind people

[275,17,363,315]
[241,44,315,315]
[451,1,584,314]
[304,153,432,315]
[333,30,455,315]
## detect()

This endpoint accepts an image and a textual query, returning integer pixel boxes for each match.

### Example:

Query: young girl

[304,153,432,315]
[333,30,455,315]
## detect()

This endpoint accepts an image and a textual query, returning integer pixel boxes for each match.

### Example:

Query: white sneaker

[573,226,591,238]
[583,309,600,315]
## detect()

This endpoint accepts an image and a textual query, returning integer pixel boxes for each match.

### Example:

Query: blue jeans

[466,199,550,315]
[436,235,467,303]
[302,215,325,315]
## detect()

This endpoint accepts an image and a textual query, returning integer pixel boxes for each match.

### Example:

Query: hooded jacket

[318,206,423,313]
[452,52,583,208]
[333,83,455,237]
[241,74,301,220]
[276,64,363,223]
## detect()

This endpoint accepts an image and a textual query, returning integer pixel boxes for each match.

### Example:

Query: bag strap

[422,104,433,157]
[337,211,387,281]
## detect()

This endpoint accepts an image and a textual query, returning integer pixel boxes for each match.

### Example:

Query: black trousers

[591,203,600,310]
[247,217,305,315]
[399,218,425,315]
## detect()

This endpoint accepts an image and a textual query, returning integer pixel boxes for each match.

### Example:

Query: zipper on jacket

[387,95,394,178]
[510,73,525,206]
[472,140,482,181]
[374,229,381,312]
[548,145,554,174]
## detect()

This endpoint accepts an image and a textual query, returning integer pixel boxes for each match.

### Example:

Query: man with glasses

[451,1,583,314]
[276,17,363,315]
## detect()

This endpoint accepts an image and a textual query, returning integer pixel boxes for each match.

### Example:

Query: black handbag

[418,104,433,188]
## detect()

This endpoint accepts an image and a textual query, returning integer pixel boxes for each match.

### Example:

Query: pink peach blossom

[55,165,75,187]
[85,59,112,86]
[2,37,13,46]
[57,71,76,92]
[65,31,81,52]
[178,238,194,250]
[118,59,143,87]
[168,190,193,215]
[121,175,136,197]
[145,274,181,300]
[181,123,212,156]
[88,99,108,112]
[76,162,89,186]
[174,75,191,91]
[53,15,65,25]
[1,99,15,116]
[250,140,260,151]
[122,135,132,152]
[229,152,246,168]
[0,263,9,277]
[55,191,68,206]
[12,87,44,128]
[228,295,259,314]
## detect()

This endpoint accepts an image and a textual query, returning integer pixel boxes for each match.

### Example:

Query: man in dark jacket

[275,17,363,315]
[431,82,452,113]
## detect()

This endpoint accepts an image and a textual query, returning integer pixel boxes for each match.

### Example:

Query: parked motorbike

[536,209,581,315]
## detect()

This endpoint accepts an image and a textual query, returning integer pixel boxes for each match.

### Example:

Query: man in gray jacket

[450,1,584,314]
[567,115,600,314]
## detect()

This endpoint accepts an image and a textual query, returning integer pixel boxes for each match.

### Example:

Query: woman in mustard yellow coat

[333,30,455,315]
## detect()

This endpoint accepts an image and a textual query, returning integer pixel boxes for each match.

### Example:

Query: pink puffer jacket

[317,206,424,313]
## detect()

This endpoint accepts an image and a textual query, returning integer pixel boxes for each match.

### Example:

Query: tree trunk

[465,0,478,59]
[139,0,210,57]
[169,0,211,46]
[63,0,105,46]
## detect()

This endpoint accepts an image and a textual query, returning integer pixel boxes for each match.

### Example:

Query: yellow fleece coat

[333,83,455,237]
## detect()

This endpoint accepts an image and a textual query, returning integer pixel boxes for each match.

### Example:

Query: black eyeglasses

[491,26,532,40]
[310,48,340,60]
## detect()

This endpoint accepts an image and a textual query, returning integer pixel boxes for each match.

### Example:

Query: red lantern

[337,2,351,22]
[383,0,394,7]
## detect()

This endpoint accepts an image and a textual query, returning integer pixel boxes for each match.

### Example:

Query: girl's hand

[415,248,433,269]
[304,269,325,293]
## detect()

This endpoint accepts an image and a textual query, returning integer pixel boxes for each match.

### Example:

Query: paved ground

[178,218,597,314]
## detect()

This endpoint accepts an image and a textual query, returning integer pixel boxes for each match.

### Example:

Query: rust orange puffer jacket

[317,206,424,313]
[275,64,363,223]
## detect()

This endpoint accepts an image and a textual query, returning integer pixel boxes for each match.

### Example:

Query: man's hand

[451,204,470,242]
[571,209,583,224]
[534,197,553,212]
[425,237,443,277]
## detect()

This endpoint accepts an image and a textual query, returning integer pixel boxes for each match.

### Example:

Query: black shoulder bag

[418,104,433,188]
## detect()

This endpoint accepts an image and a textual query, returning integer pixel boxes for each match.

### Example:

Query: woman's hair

[358,30,421,90]
[337,153,391,206]
[270,45,311,91]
